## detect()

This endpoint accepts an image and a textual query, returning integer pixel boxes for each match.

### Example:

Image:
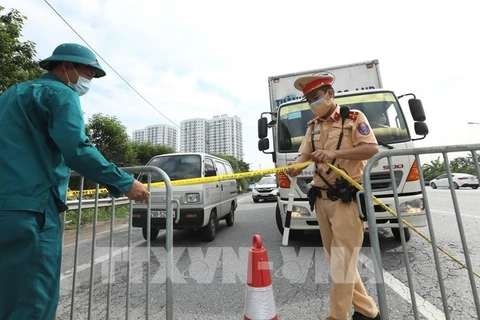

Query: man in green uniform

[0,43,150,320]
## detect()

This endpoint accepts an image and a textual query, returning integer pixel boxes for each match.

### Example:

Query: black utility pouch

[306,184,316,211]
[357,192,368,221]
[335,178,353,203]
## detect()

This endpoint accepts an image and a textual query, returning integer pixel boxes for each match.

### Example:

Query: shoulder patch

[357,122,370,135]
[348,111,359,120]
[307,116,320,125]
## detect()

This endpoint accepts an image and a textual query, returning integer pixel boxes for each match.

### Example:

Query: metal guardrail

[66,197,130,211]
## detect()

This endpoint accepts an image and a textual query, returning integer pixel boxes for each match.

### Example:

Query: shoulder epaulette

[348,111,360,120]
[307,116,320,125]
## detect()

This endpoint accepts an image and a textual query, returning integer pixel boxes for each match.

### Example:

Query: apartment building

[180,115,243,160]
[131,124,178,151]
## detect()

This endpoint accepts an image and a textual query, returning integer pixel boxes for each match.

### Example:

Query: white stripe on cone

[244,284,277,320]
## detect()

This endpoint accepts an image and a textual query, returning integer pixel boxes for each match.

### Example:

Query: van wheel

[275,204,304,238]
[200,210,217,242]
[225,203,235,227]
[142,227,160,242]
[392,227,410,242]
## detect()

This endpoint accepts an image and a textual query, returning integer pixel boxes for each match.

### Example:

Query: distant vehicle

[252,176,279,203]
[132,152,238,242]
[430,173,479,189]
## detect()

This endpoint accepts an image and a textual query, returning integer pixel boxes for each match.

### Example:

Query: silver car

[430,173,479,189]
[252,176,279,202]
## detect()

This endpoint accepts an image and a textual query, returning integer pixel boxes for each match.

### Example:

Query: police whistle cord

[324,162,480,279]
[66,161,311,197]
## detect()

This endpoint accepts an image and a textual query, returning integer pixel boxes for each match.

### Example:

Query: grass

[64,205,130,230]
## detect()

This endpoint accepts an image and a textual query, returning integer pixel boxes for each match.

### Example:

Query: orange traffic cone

[244,235,278,320]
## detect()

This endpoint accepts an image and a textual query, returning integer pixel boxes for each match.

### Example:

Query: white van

[132,152,238,242]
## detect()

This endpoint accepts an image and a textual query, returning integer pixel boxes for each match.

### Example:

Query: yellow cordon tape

[325,162,480,279]
[66,161,312,198]
[68,160,479,278]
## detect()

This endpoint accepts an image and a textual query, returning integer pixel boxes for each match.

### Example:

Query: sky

[3,0,480,171]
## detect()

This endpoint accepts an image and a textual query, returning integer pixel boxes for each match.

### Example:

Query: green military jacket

[0,74,134,213]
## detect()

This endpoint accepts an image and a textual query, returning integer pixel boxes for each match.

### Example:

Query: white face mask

[309,92,333,117]
[65,67,91,96]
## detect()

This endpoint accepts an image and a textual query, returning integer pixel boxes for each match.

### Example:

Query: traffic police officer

[0,43,150,320]
[288,75,381,320]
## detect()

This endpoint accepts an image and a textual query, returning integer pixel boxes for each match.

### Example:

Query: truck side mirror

[258,117,268,139]
[412,121,429,141]
[409,99,426,122]
[414,122,428,135]
[258,138,269,151]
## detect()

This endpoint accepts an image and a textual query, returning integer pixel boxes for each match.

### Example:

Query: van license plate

[150,210,176,218]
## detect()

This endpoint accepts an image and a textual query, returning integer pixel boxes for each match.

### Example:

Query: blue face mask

[309,92,331,117]
[65,67,91,96]
[309,97,325,108]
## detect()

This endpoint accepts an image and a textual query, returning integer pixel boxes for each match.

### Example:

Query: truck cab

[258,88,429,242]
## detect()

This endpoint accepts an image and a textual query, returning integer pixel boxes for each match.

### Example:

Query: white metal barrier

[59,166,175,320]
[361,143,480,319]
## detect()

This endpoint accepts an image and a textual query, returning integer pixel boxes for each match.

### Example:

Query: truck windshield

[277,91,410,152]
[139,154,202,182]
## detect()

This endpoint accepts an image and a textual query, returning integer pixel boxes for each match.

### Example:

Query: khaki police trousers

[0,207,62,320]
[315,198,379,320]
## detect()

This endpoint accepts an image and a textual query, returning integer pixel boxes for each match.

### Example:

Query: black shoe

[352,311,381,320]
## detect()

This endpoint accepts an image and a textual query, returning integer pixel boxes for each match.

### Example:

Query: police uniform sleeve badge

[357,122,371,135]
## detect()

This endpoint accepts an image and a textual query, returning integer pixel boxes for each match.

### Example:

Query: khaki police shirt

[298,105,378,187]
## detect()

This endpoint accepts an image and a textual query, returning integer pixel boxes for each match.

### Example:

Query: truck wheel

[275,204,304,238]
[225,203,235,227]
[391,227,410,242]
[142,227,160,242]
[200,210,217,242]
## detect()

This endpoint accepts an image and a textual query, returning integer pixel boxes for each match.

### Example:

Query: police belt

[311,185,359,202]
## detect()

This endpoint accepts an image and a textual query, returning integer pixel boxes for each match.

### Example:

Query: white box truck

[258,60,429,242]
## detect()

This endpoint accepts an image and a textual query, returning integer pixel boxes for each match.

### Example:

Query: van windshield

[141,154,202,182]
[277,91,410,152]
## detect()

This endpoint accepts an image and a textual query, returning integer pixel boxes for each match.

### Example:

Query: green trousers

[0,207,62,320]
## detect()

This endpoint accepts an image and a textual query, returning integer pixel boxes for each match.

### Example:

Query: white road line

[62,223,130,248]
[359,253,446,320]
[61,239,146,281]
[431,208,480,219]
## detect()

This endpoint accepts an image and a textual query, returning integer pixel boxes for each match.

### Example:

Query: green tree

[0,6,44,93]
[131,142,174,165]
[212,154,251,193]
[450,153,480,176]
[85,113,136,167]
[421,156,445,181]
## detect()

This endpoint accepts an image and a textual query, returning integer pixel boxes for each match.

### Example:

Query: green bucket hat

[39,43,106,78]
